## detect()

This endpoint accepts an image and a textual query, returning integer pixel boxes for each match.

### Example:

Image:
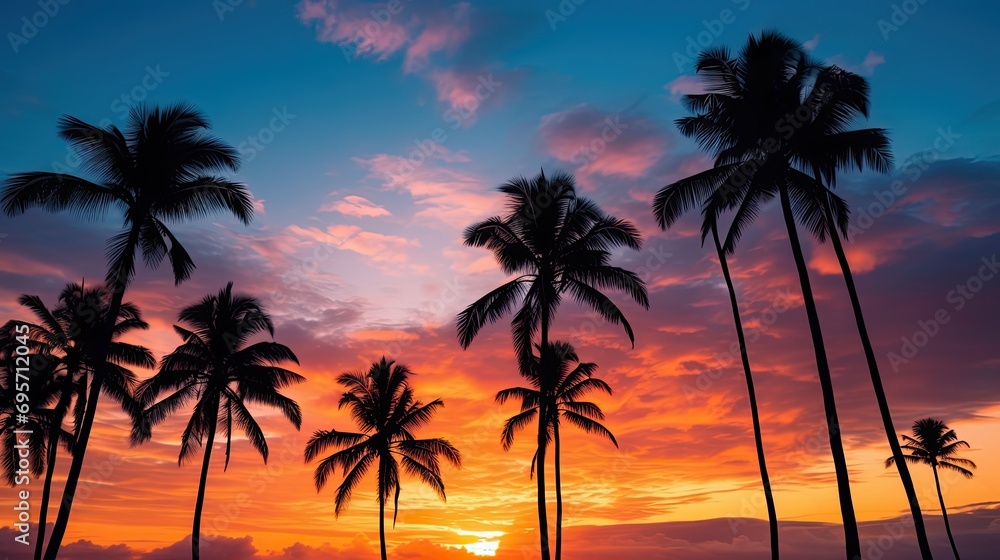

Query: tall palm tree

[657,31,877,558]
[795,65,933,560]
[8,282,153,560]
[132,283,304,560]
[456,170,649,560]
[305,357,461,560]
[886,419,976,560]
[496,341,618,560]
[654,180,785,558]
[1,104,253,560]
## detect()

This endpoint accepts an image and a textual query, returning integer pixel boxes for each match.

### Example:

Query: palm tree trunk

[192,405,219,560]
[34,418,62,560]
[554,419,563,560]
[379,467,388,560]
[712,223,779,560]
[536,286,552,560]
[778,185,860,560]
[933,466,961,560]
[821,199,933,560]
[43,226,139,560]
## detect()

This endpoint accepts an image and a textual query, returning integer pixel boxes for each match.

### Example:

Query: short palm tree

[1,104,253,560]
[456,170,648,560]
[887,419,976,560]
[8,282,153,560]
[133,283,304,560]
[305,357,461,560]
[496,341,618,560]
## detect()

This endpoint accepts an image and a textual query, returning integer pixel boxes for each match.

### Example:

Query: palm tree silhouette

[8,282,153,560]
[1,104,253,560]
[659,31,875,559]
[456,170,648,560]
[887,418,976,560]
[305,357,461,560]
[654,190,782,558]
[496,341,618,560]
[132,282,304,560]
[794,65,933,559]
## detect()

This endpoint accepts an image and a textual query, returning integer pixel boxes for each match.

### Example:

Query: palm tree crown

[497,341,617,458]
[305,357,461,523]
[1,104,254,287]
[134,282,304,465]
[457,170,649,367]
[887,418,977,477]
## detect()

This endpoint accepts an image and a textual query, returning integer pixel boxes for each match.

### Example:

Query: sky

[1,0,999,558]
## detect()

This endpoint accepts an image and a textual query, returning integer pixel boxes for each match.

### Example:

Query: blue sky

[2,1,1000,558]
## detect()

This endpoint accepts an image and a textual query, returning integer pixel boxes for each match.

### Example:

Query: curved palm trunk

[778,186,860,559]
[712,223,779,560]
[34,418,62,560]
[192,405,219,560]
[43,226,139,560]
[933,466,961,560]
[822,201,933,560]
[379,457,388,560]
[554,419,563,560]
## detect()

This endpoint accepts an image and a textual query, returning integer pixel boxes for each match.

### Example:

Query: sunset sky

[1,0,999,558]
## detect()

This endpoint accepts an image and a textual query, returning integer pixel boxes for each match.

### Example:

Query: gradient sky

[1,0,999,558]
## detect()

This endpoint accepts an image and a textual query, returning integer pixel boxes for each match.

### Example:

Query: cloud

[320,195,392,218]
[538,104,670,179]
[827,50,885,76]
[296,1,498,121]
[286,223,419,263]
[353,151,494,227]
[665,74,707,97]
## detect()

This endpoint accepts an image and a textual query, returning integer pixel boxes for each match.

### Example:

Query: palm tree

[1,104,253,560]
[886,419,976,560]
[8,282,153,560]
[132,283,304,560]
[657,31,874,558]
[305,357,461,560]
[496,341,618,560]
[456,170,649,560]
[795,65,933,560]
[655,172,787,558]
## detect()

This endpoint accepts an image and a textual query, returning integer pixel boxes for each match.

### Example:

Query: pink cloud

[827,50,885,76]
[296,0,471,74]
[354,152,494,227]
[287,223,419,263]
[665,74,707,97]
[320,194,392,217]
[539,104,670,179]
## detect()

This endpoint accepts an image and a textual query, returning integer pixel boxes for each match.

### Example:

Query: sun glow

[463,539,501,556]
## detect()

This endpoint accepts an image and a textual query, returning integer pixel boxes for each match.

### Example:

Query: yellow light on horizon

[464,539,501,556]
